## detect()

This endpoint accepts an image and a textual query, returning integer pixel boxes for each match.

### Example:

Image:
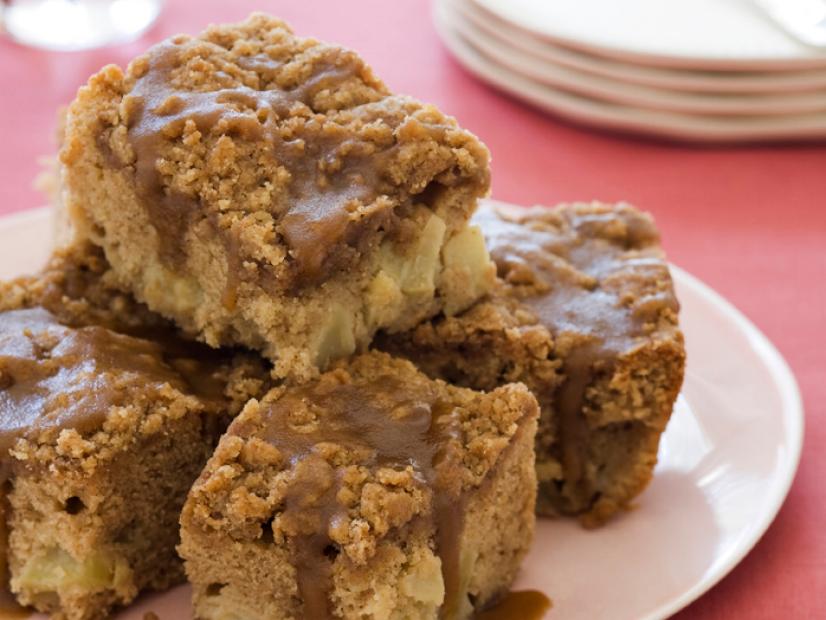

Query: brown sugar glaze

[0,594,28,619]
[479,204,679,512]
[125,39,389,286]
[235,374,521,619]
[111,35,460,293]
[477,590,551,620]
[0,307,228,462]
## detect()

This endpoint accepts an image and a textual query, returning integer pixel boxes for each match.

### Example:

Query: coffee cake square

[60,14,494,380]
[180,351,538,619]
[381,201,685,525]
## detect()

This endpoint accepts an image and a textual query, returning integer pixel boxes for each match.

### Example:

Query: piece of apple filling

[366,215,493,330]
[16,547,132,596]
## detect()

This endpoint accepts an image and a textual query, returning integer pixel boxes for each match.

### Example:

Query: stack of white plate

[435,0,826,142]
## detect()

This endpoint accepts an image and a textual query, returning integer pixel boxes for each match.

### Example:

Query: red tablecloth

[1,1,824,617]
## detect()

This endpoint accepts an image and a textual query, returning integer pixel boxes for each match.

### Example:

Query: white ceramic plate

[448,0,826,116]
[435,1,826,142]
[472,0,826,71]
[1,207,803,620]
[453,0,826,96]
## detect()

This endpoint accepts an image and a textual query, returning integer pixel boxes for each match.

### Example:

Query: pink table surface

[1,0,824,617]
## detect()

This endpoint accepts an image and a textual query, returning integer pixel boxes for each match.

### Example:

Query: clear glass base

[1,0,163,51]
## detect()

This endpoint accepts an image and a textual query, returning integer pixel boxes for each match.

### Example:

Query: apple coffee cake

[179,351,538,619]
[60,13,495,380]
[380,200,685,525]
[0,244,269,620]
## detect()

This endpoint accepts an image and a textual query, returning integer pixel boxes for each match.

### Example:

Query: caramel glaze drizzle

[243,380,461,619]
[476,590,551,620]
[236,378,528,619]
[112,38,459,296]
[125,41,386,283]
[0,307,228,466]
[479,205,680,512]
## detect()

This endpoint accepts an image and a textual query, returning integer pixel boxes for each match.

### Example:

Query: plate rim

[434,1,826,143]
[644,264,805,619]
[450,0,826,94]
[448,1,826,117]
[470,0,826,72]
[0,205,52,231]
